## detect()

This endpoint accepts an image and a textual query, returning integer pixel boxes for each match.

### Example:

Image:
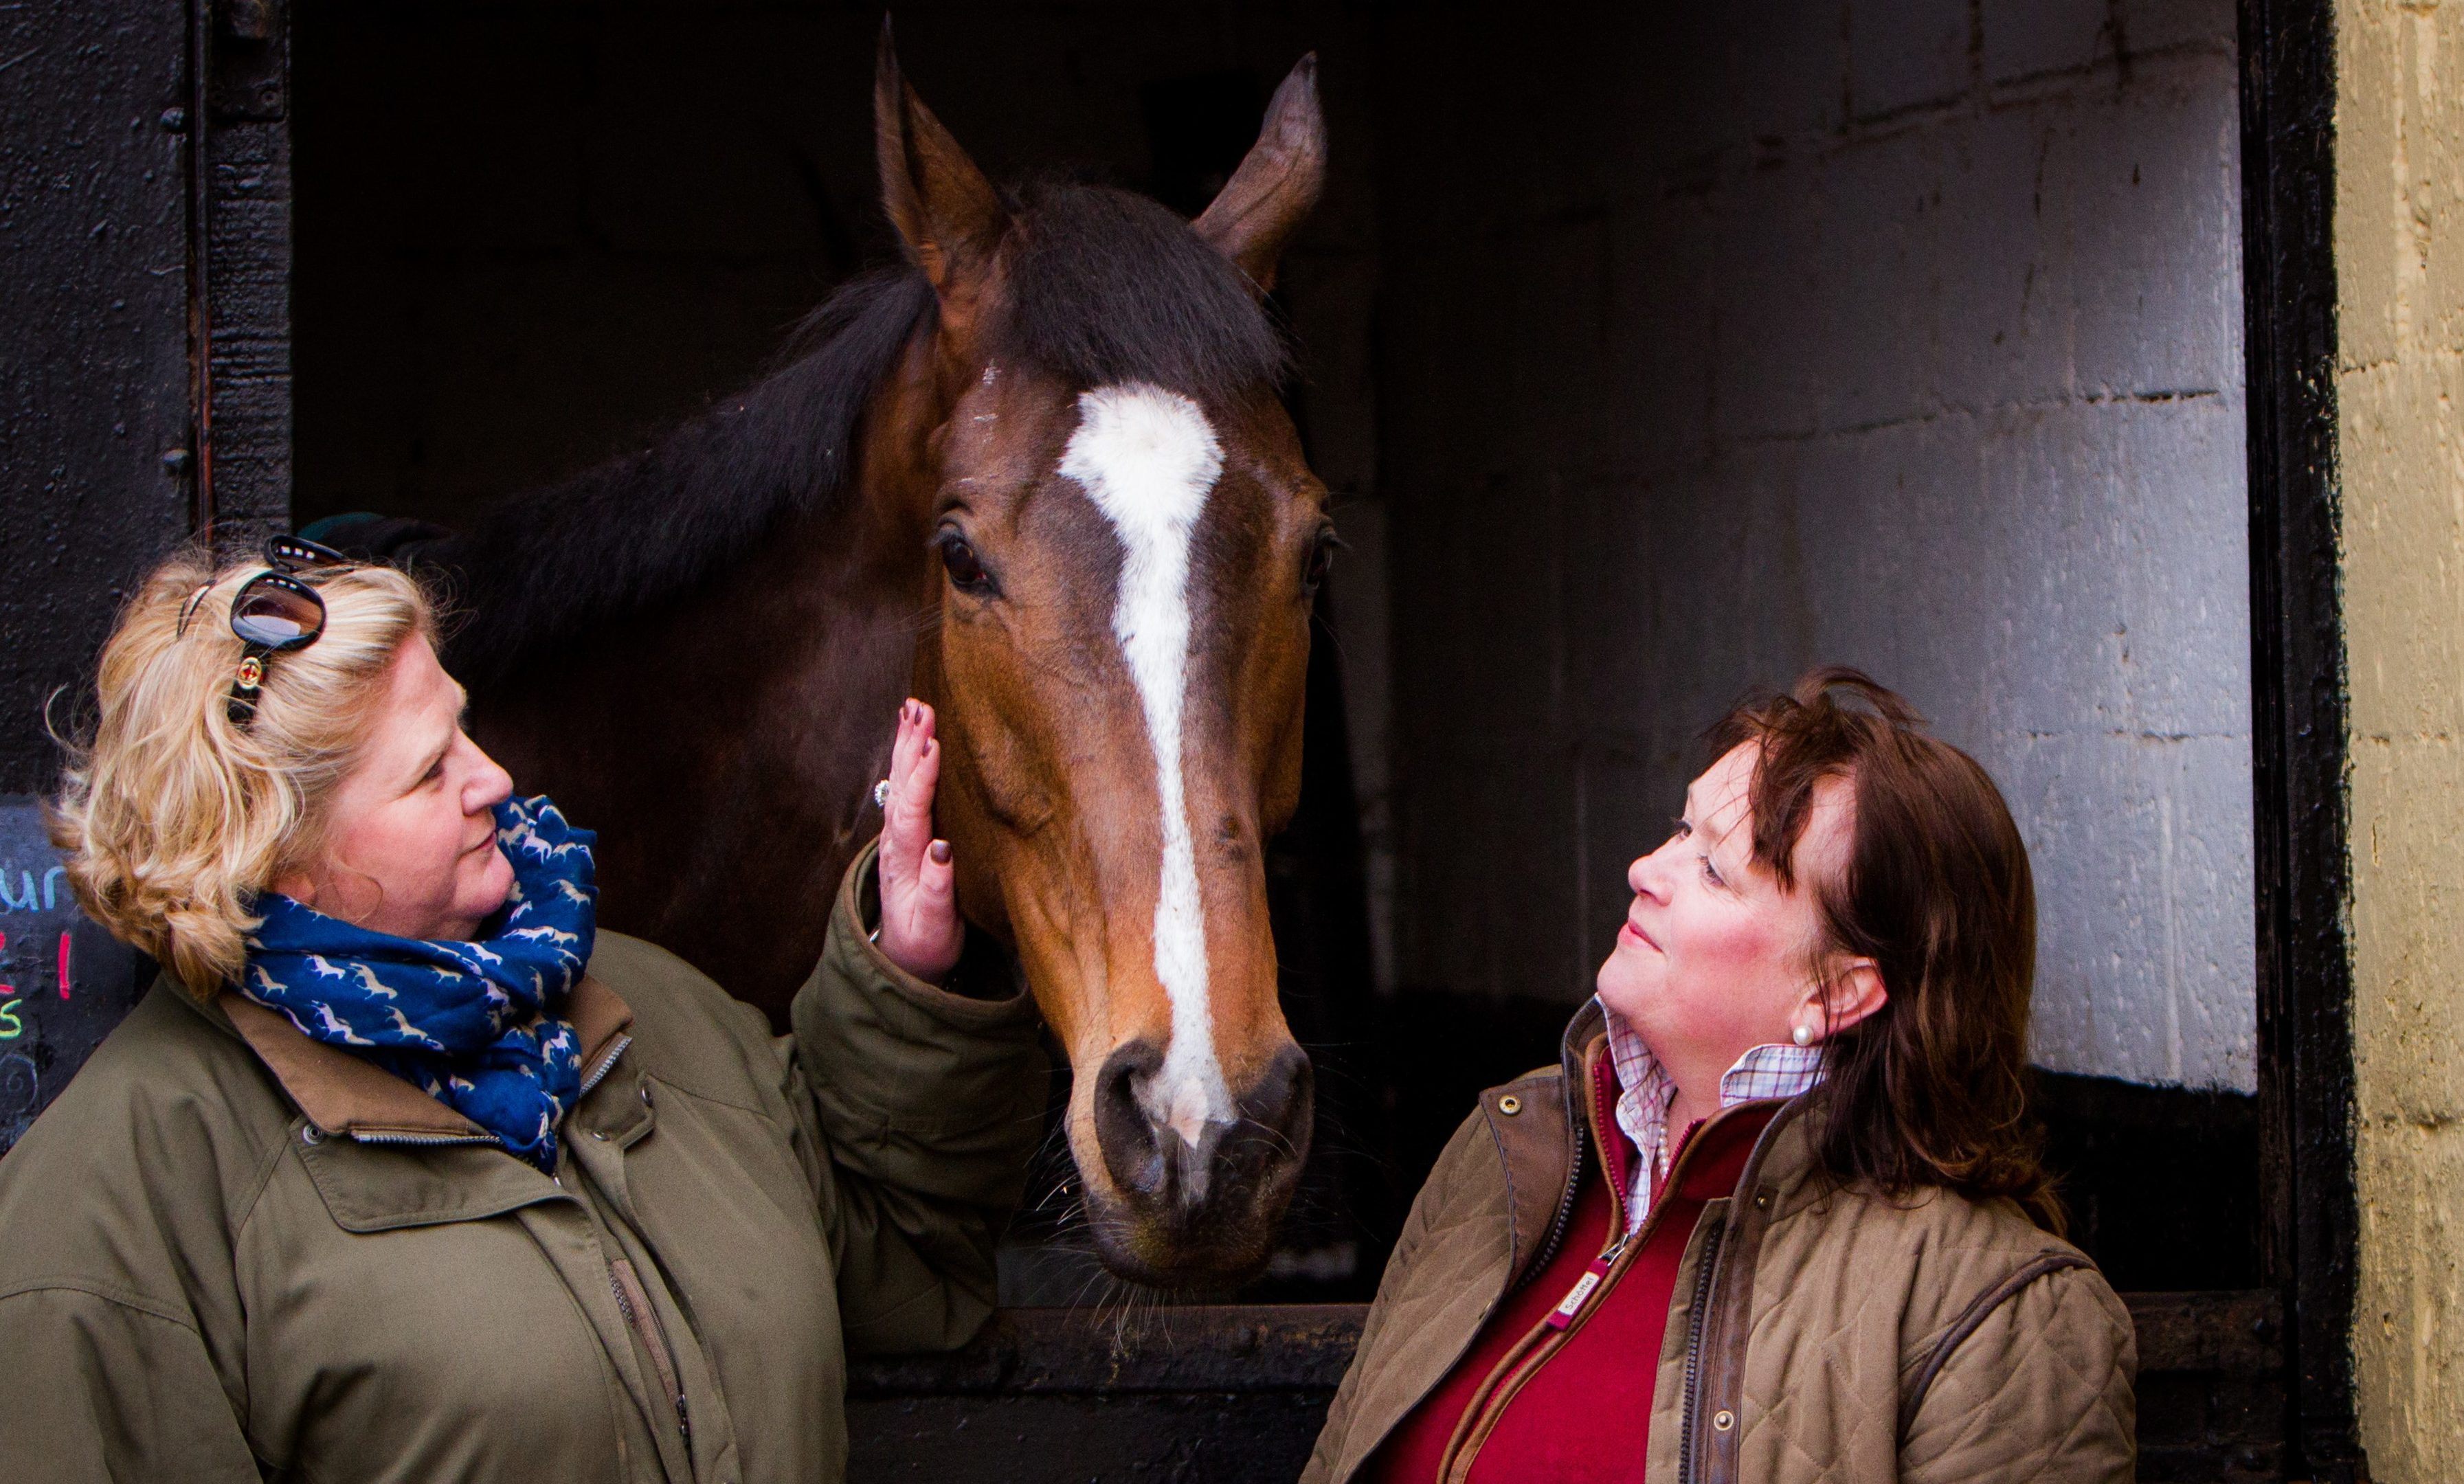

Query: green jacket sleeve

[780,840,1049,1356]
[0,1286,262,1482]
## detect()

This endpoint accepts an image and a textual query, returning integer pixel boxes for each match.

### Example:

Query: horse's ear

[1193,54,1326,295]
[875,23,1007,315]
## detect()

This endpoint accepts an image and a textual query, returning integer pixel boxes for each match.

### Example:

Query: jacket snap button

[639,1084,654,1109]
[1497,1095,1522,1116]
[300,1125,324,1147]
[590,1129,608,1141]
[1753,1190,1772,1211]
[1713,1409,1735,1432]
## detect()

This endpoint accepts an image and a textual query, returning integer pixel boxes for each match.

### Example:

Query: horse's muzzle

[1087,1035,1314,1284]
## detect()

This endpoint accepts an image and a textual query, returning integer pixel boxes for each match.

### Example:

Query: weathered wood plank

[847,1294,2282,1483]
[0,2,194,794]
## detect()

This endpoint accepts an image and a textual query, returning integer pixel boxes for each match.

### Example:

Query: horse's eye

[1303,528,1340,594]
[938,532,996,596]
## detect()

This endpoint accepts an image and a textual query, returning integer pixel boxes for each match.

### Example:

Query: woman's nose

[1628,850,1662,899]
[1636,837,1675,897]
[464,738,515,813]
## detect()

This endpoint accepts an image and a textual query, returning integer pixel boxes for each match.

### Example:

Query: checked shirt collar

[1603,1006,1825,1219]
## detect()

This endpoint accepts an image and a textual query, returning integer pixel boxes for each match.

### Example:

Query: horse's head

[871,38,1330,1286]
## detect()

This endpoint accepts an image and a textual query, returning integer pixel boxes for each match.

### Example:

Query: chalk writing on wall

[0,798,148,1154]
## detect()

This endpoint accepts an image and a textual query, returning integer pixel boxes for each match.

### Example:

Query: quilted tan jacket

[1305,1001,2136,1484]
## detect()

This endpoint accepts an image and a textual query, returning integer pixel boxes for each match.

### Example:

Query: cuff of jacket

[792,840,1047,1160]
[833,838,1039,1029]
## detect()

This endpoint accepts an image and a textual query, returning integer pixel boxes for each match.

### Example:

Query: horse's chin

[1078,1190,1289,1291]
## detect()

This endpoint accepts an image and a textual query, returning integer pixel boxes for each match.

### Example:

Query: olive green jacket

[0,843,1047,1483]
[1305,1000,2137,1484]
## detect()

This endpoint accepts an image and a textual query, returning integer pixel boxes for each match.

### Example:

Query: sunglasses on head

[179,536,355,725]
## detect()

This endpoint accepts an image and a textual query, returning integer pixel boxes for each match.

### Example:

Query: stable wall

[1371,0,2258,1091]
[2336,2,2464,1478]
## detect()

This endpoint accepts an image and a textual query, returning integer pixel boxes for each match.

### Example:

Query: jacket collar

[1486,998,1828,1290]
[219,975,636,1142]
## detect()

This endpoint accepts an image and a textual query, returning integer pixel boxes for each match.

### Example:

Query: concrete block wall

[1370,0,2256,1090]
[2336,1,2464,1476]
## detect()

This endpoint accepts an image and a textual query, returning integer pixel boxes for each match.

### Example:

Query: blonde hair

[48,546,438,998]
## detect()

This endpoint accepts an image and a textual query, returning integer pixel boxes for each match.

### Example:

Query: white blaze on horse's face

[1057,382,1235,1150]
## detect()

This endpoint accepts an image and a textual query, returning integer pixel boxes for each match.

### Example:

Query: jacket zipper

[1522,1120,1587,1286]
[1453,1081,1756,1484]
[1518,1030,1606,1285]
[1542,1046,1637,1326]
[579,1033,633,1097]
[345,1129,497,1147]
[1440,1050,1659,1481]
[1674,1211,1727,1484]
[1440,1224,1653,1484]
[607,1257,693,1456]
[340,1035,629,1153]
[1675,1094,1806,1483]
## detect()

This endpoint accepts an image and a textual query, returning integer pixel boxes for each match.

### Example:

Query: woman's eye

[937,533,995,596]
[1699,855,1723,887]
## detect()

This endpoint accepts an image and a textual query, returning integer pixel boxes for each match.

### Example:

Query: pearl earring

[1791,1023,1814,1047]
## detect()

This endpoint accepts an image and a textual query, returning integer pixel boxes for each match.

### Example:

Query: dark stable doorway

[289,0,2263,1311]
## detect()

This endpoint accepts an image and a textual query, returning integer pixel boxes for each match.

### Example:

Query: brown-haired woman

[1304,668,2134,1484]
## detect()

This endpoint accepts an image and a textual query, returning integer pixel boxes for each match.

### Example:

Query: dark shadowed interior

[290,0,2261,1311]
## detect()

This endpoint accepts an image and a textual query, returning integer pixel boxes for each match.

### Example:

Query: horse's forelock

[996,181,1290,402]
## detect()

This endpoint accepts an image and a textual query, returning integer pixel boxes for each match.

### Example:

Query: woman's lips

[1620,919,1659,952]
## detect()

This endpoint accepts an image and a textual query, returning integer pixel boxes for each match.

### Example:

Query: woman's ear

[269,868,316,909]
[1813,958,1888,1038]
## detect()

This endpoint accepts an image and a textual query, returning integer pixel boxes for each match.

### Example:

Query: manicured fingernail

[929,840,952,864]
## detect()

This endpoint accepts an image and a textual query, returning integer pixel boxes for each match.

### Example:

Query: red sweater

[1369,1056,1777,1484]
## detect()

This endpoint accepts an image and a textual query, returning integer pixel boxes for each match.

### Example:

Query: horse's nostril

[1077,1035,1315,1283]
[1248,1041,1315,1147]
[1094,1040,1167,1197]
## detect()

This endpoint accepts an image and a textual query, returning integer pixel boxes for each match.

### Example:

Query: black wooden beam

[189,0,293,550]
[0,2,197,794]
[851,1305,1367,1397]
[844,1296,2285,1482]
[2236,0,2366,1477]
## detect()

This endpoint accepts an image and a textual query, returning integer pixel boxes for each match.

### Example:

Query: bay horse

[370,38,1333,1287]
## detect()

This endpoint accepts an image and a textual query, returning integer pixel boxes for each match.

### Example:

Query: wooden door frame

[186,0,295,550]
[2238,0,2368,1477]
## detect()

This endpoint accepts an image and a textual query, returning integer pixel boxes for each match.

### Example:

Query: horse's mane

[434,180,1286,689]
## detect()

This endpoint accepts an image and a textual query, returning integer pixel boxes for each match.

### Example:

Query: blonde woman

[0,540,1042,1483]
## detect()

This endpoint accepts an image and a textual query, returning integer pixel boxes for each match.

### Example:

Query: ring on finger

[873,778,892,809]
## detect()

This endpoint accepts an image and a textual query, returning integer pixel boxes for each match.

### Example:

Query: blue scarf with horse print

[240,795,598,1173]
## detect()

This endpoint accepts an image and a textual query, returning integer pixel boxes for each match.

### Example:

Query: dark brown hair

[1707,666,2060,1231]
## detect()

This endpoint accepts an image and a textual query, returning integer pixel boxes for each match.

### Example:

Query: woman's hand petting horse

[875,699,964,983]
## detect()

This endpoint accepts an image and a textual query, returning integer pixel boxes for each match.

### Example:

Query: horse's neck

[471,481,933,1011]
[464,324,953,1014]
